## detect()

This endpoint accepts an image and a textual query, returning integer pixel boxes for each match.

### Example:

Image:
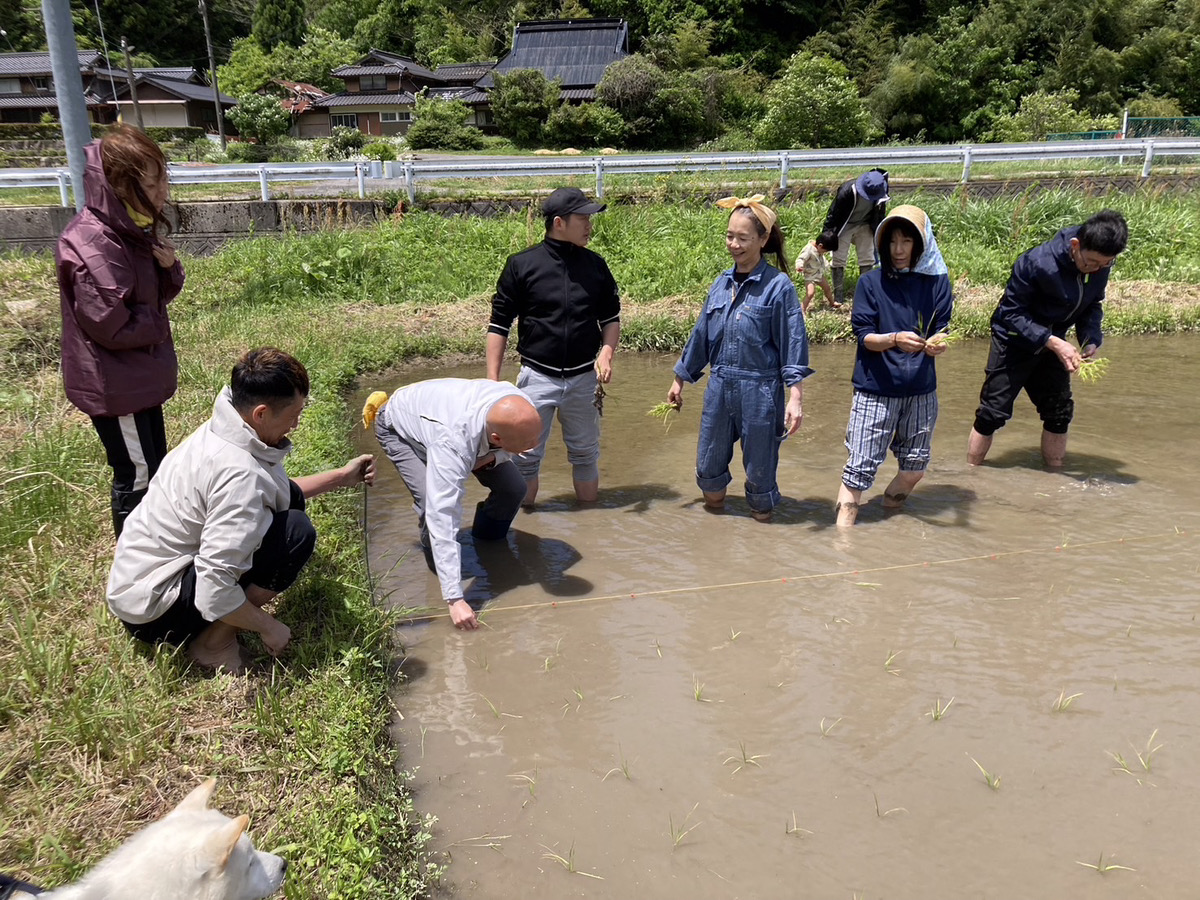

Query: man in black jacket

[967,209,1128,467]
[821,168,890,306]
[486,187,621,507]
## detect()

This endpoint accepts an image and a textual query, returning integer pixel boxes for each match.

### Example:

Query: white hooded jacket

[107,388,294,624]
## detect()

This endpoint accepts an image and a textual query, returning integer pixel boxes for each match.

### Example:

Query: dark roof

[107,74,236,106]
[432,61,497,83]
[314,92,417,108]
[0,50,104,76]
[95,66,202,83]
[560,87,596,101]
[478,18,628,89]
[0,93,105,108]
[333,50,439,82]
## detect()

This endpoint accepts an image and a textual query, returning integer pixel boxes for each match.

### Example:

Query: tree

[596,54,705,148]
[988,89,1117,141]
[543,102,625,147]
[218,27,357,97]
[406,91,486,150]
[253,0,306,50]
[226,93,292,143]
[490,69,562,147]
[754,52,872,149]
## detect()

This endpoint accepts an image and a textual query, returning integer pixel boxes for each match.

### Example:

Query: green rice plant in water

[1077,357,1110,383]
[926,697,954,721]
[669,803,702,849]
[1052,689,1083,712]
[1076,852,1135,874]
[970,757,1001,790]
[646,401,680,432]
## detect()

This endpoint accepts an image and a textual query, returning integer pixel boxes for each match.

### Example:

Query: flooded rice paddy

[354,336,1199,900]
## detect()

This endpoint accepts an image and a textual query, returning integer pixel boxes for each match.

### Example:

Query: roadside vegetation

[2,186,1198,897]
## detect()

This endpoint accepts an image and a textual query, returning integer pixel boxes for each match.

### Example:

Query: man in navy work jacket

[967,209,1128,467]
[486,187,621,507]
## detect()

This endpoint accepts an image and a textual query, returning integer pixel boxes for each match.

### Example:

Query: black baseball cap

[542,187,606,219]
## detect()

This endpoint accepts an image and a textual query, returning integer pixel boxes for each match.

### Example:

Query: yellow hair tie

[715,194,777,232]
[361,390,389,429]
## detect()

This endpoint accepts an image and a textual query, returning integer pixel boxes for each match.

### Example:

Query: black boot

[111,488,148,538]
[831,267,846,307]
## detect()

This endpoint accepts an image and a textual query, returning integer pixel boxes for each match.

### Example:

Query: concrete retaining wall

[0,198,392,254]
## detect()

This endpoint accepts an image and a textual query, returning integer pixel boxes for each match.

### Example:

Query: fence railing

[4,138,1199,207]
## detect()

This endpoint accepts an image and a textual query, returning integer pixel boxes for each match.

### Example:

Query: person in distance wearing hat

[486,187,621,508]
[820,168,891,307]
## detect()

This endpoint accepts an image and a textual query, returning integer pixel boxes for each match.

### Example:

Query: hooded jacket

[990,226,1107,351]
[107,388,295,625]
[55,141,184,417]
[851,206,953,397]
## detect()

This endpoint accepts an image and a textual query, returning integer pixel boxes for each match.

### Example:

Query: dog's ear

[173,777,218,815]
[203,814,250,870]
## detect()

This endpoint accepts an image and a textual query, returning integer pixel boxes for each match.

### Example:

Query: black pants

[90,406,168,537]
[123,482,316,646]
[973,336,1074,436]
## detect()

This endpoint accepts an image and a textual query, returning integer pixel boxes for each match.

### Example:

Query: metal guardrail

[4,139,1199,207]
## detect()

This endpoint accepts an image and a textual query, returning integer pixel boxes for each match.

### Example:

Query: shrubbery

[543,103,625,149]
[596,54,706,149]
[362,140,398,161]
[227,94,292,144]
[326,126,366,159]
[405,92,485,150]
[490,69,561,148]
[754,51,873,150]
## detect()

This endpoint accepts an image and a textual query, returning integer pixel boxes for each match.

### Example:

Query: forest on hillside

[10,0,1200,147]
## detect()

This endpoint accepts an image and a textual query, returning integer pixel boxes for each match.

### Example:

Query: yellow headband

[361,390,389,429]
[716,194,777,232]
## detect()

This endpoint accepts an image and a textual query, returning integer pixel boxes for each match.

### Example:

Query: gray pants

[515,365,601,483]
[374,419,526,541]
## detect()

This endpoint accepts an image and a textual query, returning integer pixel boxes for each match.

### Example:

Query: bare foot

[750,508,773,523]
[882,491,908,509]
[187,638,246,675]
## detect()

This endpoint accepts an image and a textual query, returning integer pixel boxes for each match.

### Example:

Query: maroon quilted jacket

[56,141,184,417]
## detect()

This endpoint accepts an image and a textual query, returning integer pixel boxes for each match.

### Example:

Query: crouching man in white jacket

[107,347,375,672]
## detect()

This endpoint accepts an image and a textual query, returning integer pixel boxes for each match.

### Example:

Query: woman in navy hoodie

[834,205,953,527]
[56,125,184,537]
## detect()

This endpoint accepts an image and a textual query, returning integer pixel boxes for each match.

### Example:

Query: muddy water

[353,336,1200,900]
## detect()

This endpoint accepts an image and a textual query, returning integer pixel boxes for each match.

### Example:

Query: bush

[754,51,873,150]
[145,126,205,143]
[225,141,272,162]
[987,89,1113,142]
[490,68,561,148]
[543,103,625,149]
[362,140,397,161]
[326,126,367,159]
[227,94,292,144]
[596,55,706,149]
[405,91,484,150]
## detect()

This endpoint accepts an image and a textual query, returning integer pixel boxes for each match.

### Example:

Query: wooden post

[120,36,144,129]
[198,0,227,149]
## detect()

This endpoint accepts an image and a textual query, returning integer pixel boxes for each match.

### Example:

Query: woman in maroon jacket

[56,125,184,537]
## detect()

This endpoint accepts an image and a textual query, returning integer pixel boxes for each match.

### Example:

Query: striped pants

[90,406,168,537]
[841,390,938,492]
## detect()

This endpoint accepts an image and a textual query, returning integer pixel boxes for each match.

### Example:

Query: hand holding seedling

[448,598,479,630]
[893,330,926,353]
[667,377,685,411]
[923,333,949,356]
[1047,335,1082,373]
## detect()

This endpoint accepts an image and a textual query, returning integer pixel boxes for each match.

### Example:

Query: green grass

[1,184,1198,895]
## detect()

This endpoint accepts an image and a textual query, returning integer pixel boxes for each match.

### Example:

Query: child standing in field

[795,229,840,314]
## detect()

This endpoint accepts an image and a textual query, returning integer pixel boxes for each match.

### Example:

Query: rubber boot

[831,267,846,307]
[111,488,147,538]
[471,500,513,541]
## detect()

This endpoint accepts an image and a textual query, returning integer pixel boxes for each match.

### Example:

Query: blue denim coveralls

[674,259,813,512]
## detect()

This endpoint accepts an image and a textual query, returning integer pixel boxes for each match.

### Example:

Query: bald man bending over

[363,378,542,629]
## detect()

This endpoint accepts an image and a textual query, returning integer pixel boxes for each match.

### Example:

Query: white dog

[11,779,286,900]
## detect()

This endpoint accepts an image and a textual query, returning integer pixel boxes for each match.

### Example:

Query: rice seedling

[1076,852,1135,874]
[872,792,907,817]
[728,627,741,641]
[592,382,606,416]
[646,401,681,432]
[926,697,954,721]
[509,767,538,800]
[669,803,702,849]
[540,842,604,879]
[1109,729,1163,780]
[653,639,663,658]
[1108,750,1133,775]
[820,716,843,736]
[884,649,902,675]
[693,675,708,702]
[1076,356,1110,383]
[469,653,489,671]
[1052,689,1083,712]
[419,725,427,759]
[442,832,511,852]
[479,694,522,720]
[723,741,767,775]
[785,811,813,837]
[1136,729,1163,771]
[602,744,632,781]
[970,757,1001,790]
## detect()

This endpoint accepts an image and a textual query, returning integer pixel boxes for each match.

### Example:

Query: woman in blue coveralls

[667,195,814,523]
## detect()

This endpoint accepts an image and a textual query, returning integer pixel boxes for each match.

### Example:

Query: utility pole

[198,0,227,149]
[120,36,145,129]
[42,0,92,210]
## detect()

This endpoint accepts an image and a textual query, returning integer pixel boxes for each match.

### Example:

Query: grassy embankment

[1,187,1198,898]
